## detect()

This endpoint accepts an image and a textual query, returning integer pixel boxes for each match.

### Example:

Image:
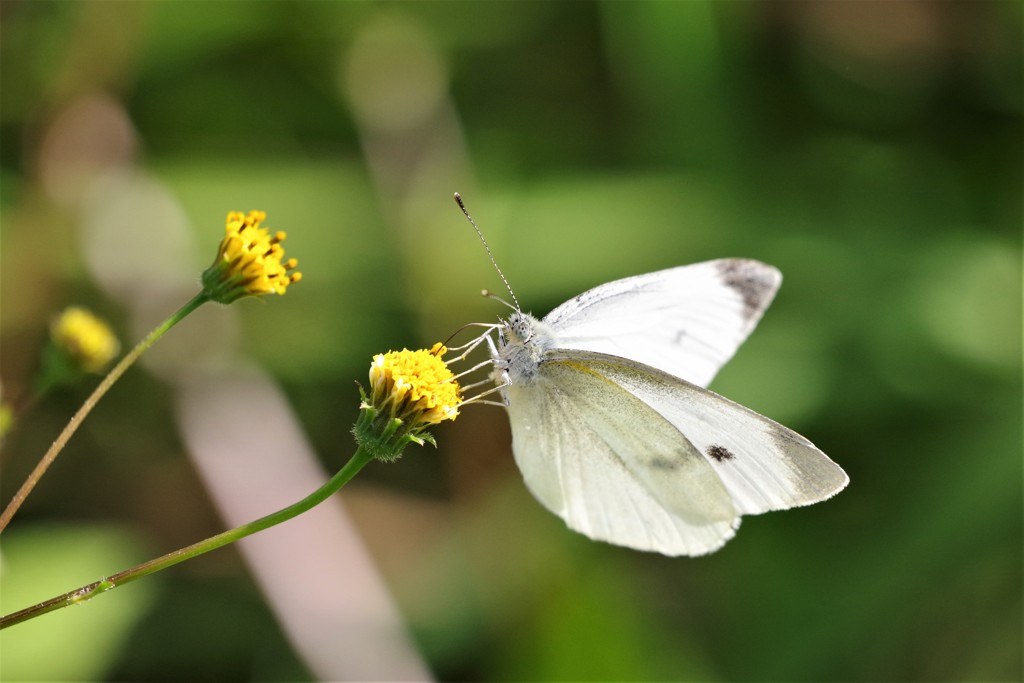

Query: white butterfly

[481,258,849,557]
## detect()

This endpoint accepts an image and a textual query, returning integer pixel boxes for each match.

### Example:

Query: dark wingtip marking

[707,444,735,462]
[716,260,778,321]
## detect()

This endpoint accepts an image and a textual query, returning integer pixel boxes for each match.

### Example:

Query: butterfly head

[505,312,534,345]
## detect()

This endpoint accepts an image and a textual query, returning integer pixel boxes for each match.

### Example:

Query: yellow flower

[369,343,461,425]
[50,307,120,374]
[0,401,12,441]
[201,211,301,304]
[354,343,461,460]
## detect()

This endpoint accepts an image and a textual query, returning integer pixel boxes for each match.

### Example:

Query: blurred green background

[1,1,1021,681]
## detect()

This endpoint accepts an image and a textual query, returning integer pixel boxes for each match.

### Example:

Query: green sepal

[200,261,250,305]
[353,385,438,463]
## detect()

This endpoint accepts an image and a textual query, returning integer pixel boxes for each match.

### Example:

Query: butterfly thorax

[498,312,556,385]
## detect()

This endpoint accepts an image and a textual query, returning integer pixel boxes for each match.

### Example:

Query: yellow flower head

[50,307,120,374]
[369,343,461,425]
[355,343,461,460]
[201,211,301,304]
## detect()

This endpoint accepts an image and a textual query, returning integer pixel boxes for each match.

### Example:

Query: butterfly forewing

[541,259,781,388]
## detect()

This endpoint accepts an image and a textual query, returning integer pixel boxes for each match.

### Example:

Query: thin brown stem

[0,293,210,533]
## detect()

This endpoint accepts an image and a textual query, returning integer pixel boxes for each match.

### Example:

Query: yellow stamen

[202,211,301,303]
[368,343,461,426]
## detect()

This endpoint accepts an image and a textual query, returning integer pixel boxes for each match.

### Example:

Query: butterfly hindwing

[545,350,849,515]
[505,358,739,556]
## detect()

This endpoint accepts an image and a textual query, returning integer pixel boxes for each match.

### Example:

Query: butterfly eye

[507,314,532,343]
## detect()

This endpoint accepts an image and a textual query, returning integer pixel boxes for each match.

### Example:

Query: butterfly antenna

[454,192,520,311]
[481,289,517,312]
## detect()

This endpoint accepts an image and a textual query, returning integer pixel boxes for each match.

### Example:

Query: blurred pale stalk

[174,365,433,681]
[342,12,479,340]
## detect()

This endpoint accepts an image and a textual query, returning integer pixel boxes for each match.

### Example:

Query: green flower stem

[0,445,376,629]
[0,293,211,534]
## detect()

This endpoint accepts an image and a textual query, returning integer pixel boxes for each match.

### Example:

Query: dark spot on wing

[648,457,680,471]
[707,444,735,462]
[716,260,777,321]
